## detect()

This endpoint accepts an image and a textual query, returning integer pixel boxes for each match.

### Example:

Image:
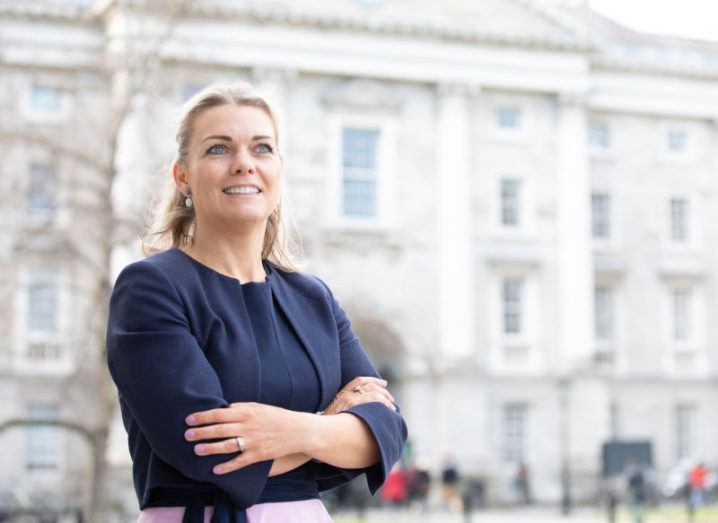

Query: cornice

[591,54,718,81]
[0,1,92,22]
[180,1,592,52]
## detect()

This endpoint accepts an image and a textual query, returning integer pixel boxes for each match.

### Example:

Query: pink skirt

[137,499,333,523]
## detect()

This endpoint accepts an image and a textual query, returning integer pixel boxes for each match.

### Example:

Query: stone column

[436,83,477,361]
[556,93,593,369]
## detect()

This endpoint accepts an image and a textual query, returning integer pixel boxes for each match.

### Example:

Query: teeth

[224,186,260,194]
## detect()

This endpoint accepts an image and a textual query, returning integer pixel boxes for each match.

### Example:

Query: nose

[231,147,255,175]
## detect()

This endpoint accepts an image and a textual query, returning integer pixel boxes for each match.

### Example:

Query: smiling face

[173,103,281,234]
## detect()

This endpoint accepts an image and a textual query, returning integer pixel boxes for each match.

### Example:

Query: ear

[172,162,190,194]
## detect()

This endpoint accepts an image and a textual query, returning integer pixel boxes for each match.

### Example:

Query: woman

[106,82,408,522]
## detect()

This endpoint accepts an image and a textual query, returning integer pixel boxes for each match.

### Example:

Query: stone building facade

[1,0,718,514]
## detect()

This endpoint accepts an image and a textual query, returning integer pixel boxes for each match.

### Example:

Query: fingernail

[185,430,195,440]
[185,415,196,425]
[195,444,205,454]
[213,465,224,474]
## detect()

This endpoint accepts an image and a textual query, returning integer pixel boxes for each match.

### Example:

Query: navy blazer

[106,248,407,509]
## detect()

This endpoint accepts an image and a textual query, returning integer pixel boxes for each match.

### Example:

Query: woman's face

[175,103,281,233]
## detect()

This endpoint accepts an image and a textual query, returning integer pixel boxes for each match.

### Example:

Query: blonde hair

[142,82,302,273]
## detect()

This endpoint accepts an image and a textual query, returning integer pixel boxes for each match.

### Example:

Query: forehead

[193,104,276,140]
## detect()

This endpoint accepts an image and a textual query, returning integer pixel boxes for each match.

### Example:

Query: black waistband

[147,478,319,523]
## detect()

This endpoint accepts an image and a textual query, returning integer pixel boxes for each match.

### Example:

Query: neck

[184,220,268,283]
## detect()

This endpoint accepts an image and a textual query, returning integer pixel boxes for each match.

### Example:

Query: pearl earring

[185,189,193,208]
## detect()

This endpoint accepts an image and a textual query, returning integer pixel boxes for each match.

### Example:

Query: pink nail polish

[195,444,205,454]
[213,465,223,474]
[185,430,195,440]
[185,415,196,425]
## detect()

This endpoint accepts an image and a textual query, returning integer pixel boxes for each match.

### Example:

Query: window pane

[342,128,379,217]
[503,403,528,462]
[589,122,609,148]
[670,199,688,241]
[497,107,521,129]
[591,193,610,239]
[673,289,691,341]
[26,404,59,471]
[501,178,521,227]
[31,86,61,112]
[595,286,614,340]
[27,163,57,215]
[503,278,523,335]
[667,129,687,152]
[675,405,695,461]
[27,269,58,333]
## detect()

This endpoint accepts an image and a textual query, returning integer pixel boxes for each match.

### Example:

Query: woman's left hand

[184,402,311,475]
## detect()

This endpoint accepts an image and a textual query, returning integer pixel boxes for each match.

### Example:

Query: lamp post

[558,376,572,515]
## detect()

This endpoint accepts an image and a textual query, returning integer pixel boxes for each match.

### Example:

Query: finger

[346,376,387,390]
[186,407,244,426]
[195,437,244,456]
[360,383,395,403]
[185,422,243,442]
[213,450,264,475]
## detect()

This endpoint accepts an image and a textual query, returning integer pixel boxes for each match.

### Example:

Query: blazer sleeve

[311,278,408,495]
[106,261,272,507]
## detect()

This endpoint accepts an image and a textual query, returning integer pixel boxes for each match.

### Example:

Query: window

[589,121,609,149]
[341,127,379,218]
[26,270,59,333]
[500,178,521,227]
[30,86,61,113]
[496,107,521,129]
[610,402,620,440]
[503,278,524,335]
[26,404,59,471]
[595,286,614,341]
[675,404,695,461]
[673,289,691,341]
[591,193,611,239]
[26,163,57,216]
[667,129,687,153]
[670,199,689,242]
[503,403,528,462]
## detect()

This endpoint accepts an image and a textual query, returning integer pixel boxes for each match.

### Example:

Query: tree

[0,1,188,519]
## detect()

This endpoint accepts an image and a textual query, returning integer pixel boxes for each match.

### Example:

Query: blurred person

[381,463,408,507]
[625,459,646,523]
[106,82,407,522]
[407,457,431,512]
[689,462,708,511]
[514,461,531,505]
[441,456,461,511]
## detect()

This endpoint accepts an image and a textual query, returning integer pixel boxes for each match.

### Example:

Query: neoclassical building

[2,0,718,514]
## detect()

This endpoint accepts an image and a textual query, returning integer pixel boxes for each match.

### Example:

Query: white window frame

[675,404,696,461]
[13,268,70,374]
[591,193,611,241]
[659,122,694,163]
[490,99,530,142]
[499,178,521,228]
[491,173,535,237]
[588,120,610,150]
[26,404,61,474]
[24,84,70,123]
[594,285,614,342]
[669,198,689,243]
[326,113,397,230]
[488,269,542,373]
[502,403,529,463]
[26,161,58,219]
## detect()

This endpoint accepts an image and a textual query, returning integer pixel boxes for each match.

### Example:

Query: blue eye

[255,143,273,154]
[207,144,228,155]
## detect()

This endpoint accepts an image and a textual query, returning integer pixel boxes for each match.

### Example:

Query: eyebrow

[201,134,275,143]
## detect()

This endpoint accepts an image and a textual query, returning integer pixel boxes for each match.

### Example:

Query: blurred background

[1,0,718,521]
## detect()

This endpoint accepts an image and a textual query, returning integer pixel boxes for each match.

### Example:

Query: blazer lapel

[269,271,341,410]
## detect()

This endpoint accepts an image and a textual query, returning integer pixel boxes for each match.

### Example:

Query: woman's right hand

[323,376,396,415]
